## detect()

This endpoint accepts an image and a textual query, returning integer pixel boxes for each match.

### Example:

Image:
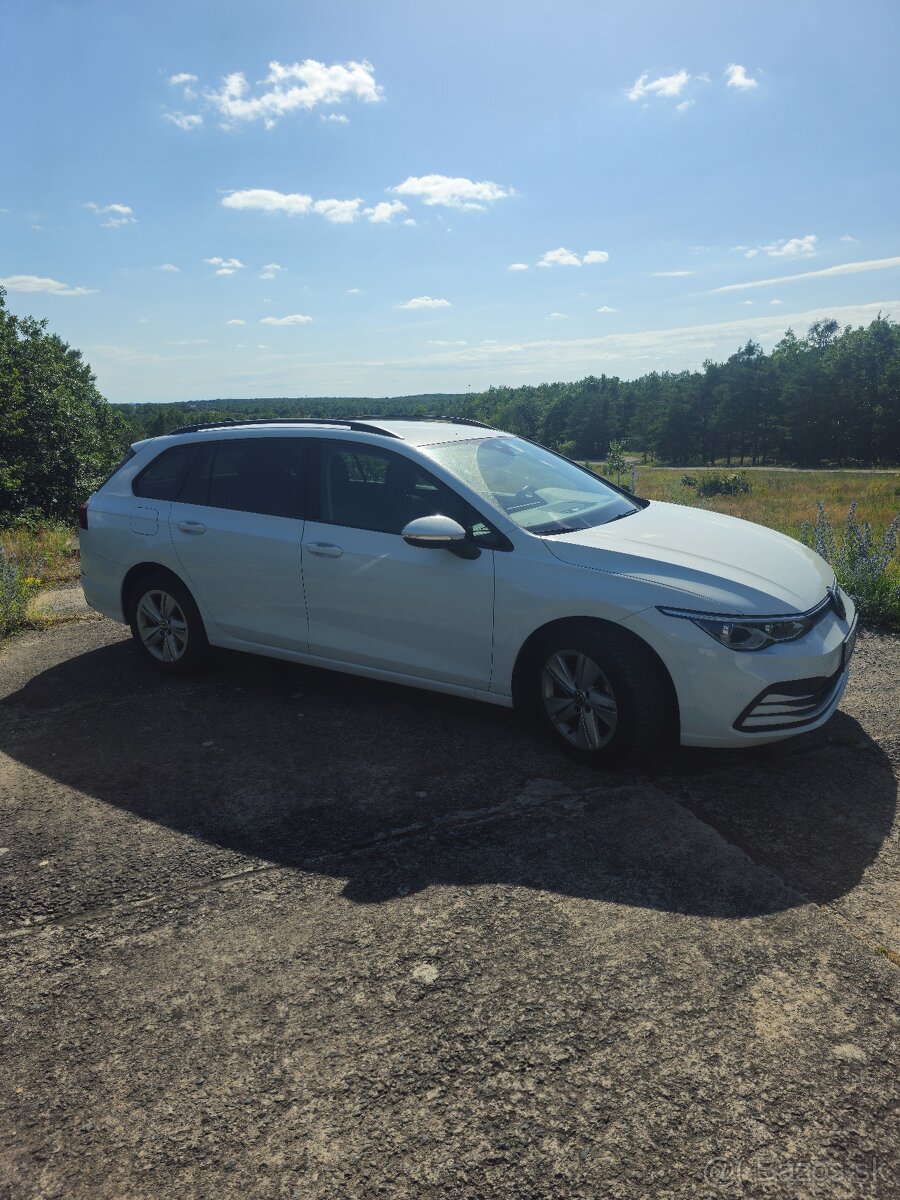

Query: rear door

[301,439,496,688]
[167,437,309,650]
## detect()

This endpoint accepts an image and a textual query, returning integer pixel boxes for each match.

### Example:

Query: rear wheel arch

[125,566,209,673]
[122,562,188,617]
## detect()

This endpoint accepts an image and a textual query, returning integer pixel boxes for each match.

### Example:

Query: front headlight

[658,606,815,651]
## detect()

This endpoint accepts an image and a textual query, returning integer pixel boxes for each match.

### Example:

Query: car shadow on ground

[2,637,895,920]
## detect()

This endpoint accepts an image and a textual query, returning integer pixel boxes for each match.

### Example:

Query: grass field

[595,465,900,546]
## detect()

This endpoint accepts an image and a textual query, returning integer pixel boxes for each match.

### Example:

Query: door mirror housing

[402,515,480,558]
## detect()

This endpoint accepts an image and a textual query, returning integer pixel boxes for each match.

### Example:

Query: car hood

[541,500,834,614]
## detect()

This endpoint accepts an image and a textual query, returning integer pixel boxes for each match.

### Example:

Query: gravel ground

[0,592,898,1199]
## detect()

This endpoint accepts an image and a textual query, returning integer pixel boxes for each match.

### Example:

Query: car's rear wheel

[529,624,666,766]
[128,571,207,674]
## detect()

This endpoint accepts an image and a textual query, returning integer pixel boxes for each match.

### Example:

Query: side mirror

[401,515,480,559]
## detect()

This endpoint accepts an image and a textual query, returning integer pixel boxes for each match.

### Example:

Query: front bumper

[623,598,858,748]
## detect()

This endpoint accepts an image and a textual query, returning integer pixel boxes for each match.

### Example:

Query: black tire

[127,570,208,675]
[526,623,667,767]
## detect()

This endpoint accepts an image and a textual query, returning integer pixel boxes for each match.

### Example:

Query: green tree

[0,287,127,520]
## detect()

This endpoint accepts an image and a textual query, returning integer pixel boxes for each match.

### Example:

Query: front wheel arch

[511,617,680,747]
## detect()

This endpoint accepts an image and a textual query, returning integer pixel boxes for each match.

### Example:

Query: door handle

[306,542,343,558]
[177,521,206,534]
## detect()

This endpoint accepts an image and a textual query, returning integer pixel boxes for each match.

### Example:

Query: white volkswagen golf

[78,417,858,765]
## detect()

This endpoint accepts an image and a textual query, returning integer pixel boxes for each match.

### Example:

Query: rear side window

[133,445,198,500]
[186,438,306,519]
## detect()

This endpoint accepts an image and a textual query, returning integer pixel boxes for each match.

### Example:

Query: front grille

[733,669,844,733]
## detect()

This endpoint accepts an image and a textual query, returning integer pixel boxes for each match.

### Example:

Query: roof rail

[165,416,403,438]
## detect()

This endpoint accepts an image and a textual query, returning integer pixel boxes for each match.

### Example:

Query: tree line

[3,286,899,525]
[464,316,900,468]
[123,316,900,469]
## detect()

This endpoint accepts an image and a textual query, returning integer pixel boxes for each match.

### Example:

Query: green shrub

[680,474,698,488]
[695,471,752,497]
[800,501,900,628]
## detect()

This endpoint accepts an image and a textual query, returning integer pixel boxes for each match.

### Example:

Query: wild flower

[800,501,900,627]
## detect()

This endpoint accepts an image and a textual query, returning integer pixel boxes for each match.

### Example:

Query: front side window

[426,436,640,535]
[318,442,493,539]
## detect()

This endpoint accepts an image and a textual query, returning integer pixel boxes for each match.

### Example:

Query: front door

[301,440,495,687]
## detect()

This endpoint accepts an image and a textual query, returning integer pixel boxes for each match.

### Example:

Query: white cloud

[0,274,95,296]
[260,314,313,325]
[364,200,408,224]
[159,263,180,272]
[168,73,198,87]
[222,189,313,215]
[627,70,691,102]
[164,112,203,131]
[313,197,363,224]
[538,247,582,268]
[508,262,529,271]
[207,59,382,128]
[548,312,568,320]
[204,256,244,276]
[322,113,349,124]
[765,234,817,258]
[653,270,693,277]
[742,300,754,306]
[724,64,758,90]
[770,299,783,305]
[538,247,608,268]
[374,302,899,381]
[399,296,451,309]
[711,256,900,293]
[596,306,618,313]
[86,201,136,228]
[226,319,246,325]
[676,100,693,113]
[403,218,416,227]
[390,174,511,211]
[168,338,208,346]
[428,339,467,346]
[258,263,285,280]
[222,189,366,223]
[840,234,857,242]
[347,287,362,294]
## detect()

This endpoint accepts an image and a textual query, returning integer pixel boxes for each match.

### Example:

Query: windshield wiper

[602,508,640,525]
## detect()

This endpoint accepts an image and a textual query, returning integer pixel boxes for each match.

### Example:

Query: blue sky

[3,0,899,403]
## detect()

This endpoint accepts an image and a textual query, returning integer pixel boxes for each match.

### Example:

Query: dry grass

[598,466,900,550]
[0,523,80,585]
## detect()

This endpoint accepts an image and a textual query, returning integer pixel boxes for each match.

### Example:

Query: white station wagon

[78,417,858,765]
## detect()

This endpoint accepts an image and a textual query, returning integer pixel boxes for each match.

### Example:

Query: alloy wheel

[136,589,189,663]
[540,649,618,750]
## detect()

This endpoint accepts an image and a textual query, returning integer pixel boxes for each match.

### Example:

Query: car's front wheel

[528,624,667,766]
[128,571,208,674]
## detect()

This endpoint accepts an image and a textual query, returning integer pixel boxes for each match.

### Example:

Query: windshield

[426,436,640,535]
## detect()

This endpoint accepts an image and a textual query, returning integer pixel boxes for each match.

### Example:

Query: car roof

[137,416,501,450]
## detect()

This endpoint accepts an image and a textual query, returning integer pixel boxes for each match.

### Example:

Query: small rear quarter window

[133,444,199,500]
